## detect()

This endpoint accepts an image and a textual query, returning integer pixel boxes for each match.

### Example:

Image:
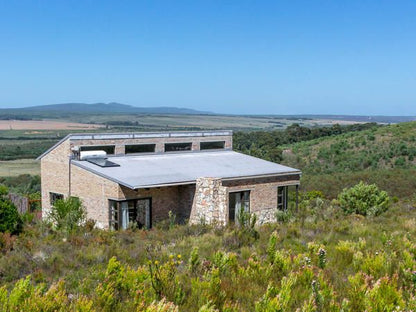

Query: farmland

[0,159,39,177]
[0,120,103,130]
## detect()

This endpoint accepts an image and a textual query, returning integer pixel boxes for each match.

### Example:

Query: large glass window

[229,191,250,222]
[165,142,192,152]
[277,186,288,211]
[109,198,152,230]
[200,141,225,150]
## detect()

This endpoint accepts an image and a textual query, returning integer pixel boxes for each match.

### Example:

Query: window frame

[80,145,116,155]
[228,190,250,222]
[109,197,152,230]
[49,192,64,205]
[200,141,226,150]
[164,142,192,152]
[277,186,288,211]
[125,144,156,154]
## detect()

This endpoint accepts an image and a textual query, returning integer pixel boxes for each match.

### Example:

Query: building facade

[38,130,301,229]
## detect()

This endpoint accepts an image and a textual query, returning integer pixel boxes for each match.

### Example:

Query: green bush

[48,197,86,232]
[338,181,390,216]
[0,185,22,234]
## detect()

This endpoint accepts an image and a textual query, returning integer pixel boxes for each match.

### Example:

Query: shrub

[0,185,22,234]
[338,181,390,216]
[48,197,86,232]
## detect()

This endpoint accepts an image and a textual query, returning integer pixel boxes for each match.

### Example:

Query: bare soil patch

[0,120,103,130]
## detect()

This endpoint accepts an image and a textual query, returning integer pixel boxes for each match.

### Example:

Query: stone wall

[189,177,228,225]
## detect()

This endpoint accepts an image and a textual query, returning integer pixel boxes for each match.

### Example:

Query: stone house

[37,130,301,229]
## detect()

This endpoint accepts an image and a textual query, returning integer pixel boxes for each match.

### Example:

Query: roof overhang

[71,150,301,190]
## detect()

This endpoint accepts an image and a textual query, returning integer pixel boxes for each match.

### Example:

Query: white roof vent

[80,150,107,160]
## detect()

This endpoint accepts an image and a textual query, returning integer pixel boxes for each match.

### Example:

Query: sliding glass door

[229,191,250,222]
[109,198,152,230]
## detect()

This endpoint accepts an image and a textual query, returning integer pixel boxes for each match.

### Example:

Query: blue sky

[0,1,415,115]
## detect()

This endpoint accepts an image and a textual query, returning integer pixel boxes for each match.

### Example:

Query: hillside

[282,121,416,173]
[0,102,211,118]
[281,121,416,198]
[233,122,416,199]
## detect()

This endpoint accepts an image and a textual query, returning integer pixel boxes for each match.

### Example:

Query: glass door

[109,198,152,230]
[229,191,250,222]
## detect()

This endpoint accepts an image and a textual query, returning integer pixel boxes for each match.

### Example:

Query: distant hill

[253,114,416,124]
[0,102,211,117]
[296,114,416,124]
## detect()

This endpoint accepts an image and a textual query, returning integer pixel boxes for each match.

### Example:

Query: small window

[277,186,288,211]
[50,192,64,205]
[200,141,225,150]
[165,142,192,152]
[125,144,156,154]
[80,145,115,155]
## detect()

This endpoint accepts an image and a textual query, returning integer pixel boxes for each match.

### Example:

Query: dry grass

[0,159,40,176]
[0,120,103,130]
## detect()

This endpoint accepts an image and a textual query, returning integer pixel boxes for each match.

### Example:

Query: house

[37,130,301,229]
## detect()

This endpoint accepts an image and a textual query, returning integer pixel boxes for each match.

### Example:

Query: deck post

[296,184,299,212]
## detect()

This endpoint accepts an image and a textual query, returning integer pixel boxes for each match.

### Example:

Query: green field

[0,159,40,177]
[75,113,360,131]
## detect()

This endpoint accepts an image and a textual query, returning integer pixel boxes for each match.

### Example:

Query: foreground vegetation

[1,193,416,311]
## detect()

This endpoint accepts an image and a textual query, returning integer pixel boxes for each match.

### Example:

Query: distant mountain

[1,102,211,115]
[296,114,416,124]
[253,114,416,124]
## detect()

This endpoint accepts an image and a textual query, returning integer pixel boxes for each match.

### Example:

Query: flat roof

[72,150,301,189]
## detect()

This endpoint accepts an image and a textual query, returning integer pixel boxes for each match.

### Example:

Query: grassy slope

[0,159,39,177]
[282,121,416,198]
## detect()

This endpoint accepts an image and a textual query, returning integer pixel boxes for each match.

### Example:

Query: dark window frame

[109,197,152,230]
[228,190,250,222]
[200,141,226,150]
[50,192,64,205]
[80,145,116,155]
[125,144,156,154]
[277,186,288,211]
[164,142,192,152]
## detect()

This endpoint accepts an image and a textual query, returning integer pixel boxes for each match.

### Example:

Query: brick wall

[70,165,120,228]
[189,175,300,226]
[70,135,232,154]
[40,140,71,218]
